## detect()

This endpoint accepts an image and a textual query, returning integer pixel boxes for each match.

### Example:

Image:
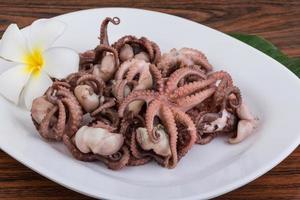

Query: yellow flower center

[23,48,44,77]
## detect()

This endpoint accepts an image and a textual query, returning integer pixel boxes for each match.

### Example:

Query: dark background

[0,1,299,199]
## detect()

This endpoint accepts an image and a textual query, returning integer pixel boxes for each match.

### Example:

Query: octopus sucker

[31,17,258,170]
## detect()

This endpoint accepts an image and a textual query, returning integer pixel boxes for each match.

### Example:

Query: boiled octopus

[30,16,258,170]
[113,35,161,64]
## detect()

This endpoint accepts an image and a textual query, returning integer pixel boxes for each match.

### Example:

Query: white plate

[0,8,300,200]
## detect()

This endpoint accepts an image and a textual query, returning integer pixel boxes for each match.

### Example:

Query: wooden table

[0,1,299,199]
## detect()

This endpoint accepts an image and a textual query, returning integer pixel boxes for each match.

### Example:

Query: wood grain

[0,0,299,199]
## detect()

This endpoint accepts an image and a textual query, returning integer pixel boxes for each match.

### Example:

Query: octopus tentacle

[113,35,158,63]
[177,87,216,112]
[53,100,67,139]
[128,156,152,166]
[209,71,233,106]
[149,64,164,93]
[113,35,137,50]
[158,48,212,77]
[91,120,117,132]
[130,132,143,158]
[129,131,151,160]
[170,78,216,99]
[103,146,130,170]
[222,86,242,110]
[38,100,66,141]
[115,59,136,80]
[91,98,116,116]
[38,106,60,140]
[51,86,83,137]
[100,17,120,46]
[64,134,129,170]
[52,81,71,89]
[118,90,157,117]
[125,62,146,81]
[113,79,137,101]
[140,37,154,61]
[65,71,89,89]
[179,48,213,71]
[165,66,206,93]
[145,100,161,142]
[197,133,216,144]
[172,108,197,157]
[94,108,120,128]
[39,87,81,140]
[61,97,83,137]
[94,45,119,66]
[151,41,161,64]
[76,74,105,95]
[159,106,178,169]
[79,50,95,71]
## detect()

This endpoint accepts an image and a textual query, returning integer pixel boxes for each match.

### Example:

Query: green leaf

[229,33,300,77]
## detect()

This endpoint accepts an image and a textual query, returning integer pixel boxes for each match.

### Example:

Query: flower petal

[23,71,52,109]
[0,57,17,73]
[0,64,30,104]
[28,19,66,51]
[0,24,29,63]
[43,47,79,79]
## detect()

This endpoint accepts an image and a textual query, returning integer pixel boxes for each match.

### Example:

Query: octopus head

[228,102,258,144]
[136,125,171,157]
[119,44,134,62]
[74,126,124,156]
[74,85,100,112]
[93,53,116,82]
[134,51,150,62]
[31,96,55,124]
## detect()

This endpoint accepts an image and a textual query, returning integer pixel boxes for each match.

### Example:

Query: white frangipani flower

[0,19,79,109]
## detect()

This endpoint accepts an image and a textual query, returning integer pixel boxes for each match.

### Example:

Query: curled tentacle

[93,108,120,128]
[91,97,116,116]
[104,146,130,170]
[165,66,207,94]
[113,79,138,102]
[76,74,105,95]
[208,71,233,107]
[222,86,242,110]
[79,50,95,72]
[94,45,119,66]
[118,90,157,117]
[113,35,159,63]
[65,71,89,89]
[63,134,129,170]
[100,17,120,46]
[35,85,83,139]
[158,48,212,77]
